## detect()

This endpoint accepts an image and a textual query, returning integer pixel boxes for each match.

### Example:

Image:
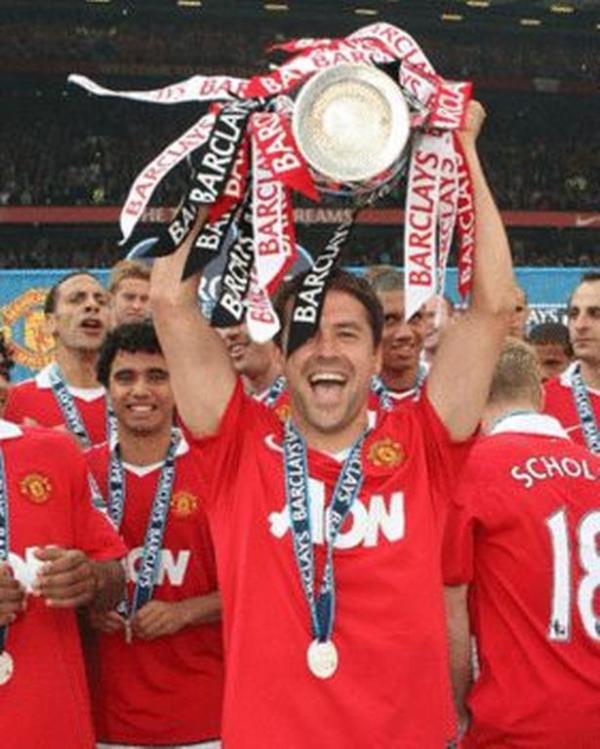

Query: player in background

[543,271,600,453]
[528,321,572,382]
[149,101,515,748]
[367,268,428,404]
[216,323,284,404]
[5,271,112,447]
[86,322,223,749]
[0,420,126,749]
[444,338,600,747]
[507,283,529,340]
[108,260,151,328]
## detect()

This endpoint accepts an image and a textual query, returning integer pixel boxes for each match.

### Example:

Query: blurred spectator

[527,321,573,382]
[507,284,530,340]
[107,259,151,327]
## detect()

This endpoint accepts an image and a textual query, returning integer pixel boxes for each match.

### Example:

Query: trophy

[292,63,411,197]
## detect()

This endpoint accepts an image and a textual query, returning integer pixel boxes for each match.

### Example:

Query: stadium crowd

[1,19,599,81]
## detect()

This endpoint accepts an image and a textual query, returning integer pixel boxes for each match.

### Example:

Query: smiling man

[5,272,112,447]
[544,272,600,453]
[86,322,223,749]
[150,102,515,748]
[368,268,428,404]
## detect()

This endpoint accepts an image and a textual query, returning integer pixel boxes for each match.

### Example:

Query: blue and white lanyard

[261,375,287,408]
[109,430,180,618]
[371,362,427,412]
[49,362,116,447]
[570,363,600,454]
[0,450,10,654]
[283,422,366,642]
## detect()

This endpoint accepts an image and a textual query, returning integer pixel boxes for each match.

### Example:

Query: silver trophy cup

[292,63,411,197]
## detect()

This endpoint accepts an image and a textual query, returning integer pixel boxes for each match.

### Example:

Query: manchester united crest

[367,437,405,468]
[1,288,55,372]
[170,491,197,518]
[275,403,291,422]
[19,473,53,503]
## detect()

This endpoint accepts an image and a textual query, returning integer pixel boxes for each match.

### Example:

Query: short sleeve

[182,378,280,505]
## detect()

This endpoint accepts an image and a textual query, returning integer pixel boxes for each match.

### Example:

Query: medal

[307,639,338,679]
[0,651,13,685]
[284,423,367,680]
[124,619,133,645]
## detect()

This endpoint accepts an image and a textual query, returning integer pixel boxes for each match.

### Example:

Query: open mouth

[308,371,348,398]
[81,318,103,332]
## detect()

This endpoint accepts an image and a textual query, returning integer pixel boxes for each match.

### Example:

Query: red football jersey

[186,380,468,748]
[544,362,600,450]
[5,364,109,446]
[0,422,126,749]
[444,413,600,747]
[86,439,224,745]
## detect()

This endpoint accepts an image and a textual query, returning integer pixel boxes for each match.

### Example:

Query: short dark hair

[44,271,102,315]
[96,321,163,387]
[528,321,572,356]
[273,268,384,352]
[580,272,600,284]
[567,271,600,310]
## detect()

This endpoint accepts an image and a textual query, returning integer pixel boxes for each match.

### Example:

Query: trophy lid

[292,63,410,184]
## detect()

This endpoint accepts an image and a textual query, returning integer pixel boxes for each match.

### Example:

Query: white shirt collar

[559,360,600,395]
[559,361,579,387]
[111,429,189,476]
[35,363,106,402]
[0,420,23,440]
[489,412,570,440]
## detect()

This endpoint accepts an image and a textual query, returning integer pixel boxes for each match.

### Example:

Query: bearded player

[150,101,514,747]
[544,271,600,453]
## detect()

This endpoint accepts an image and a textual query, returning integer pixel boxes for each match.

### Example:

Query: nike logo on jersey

[126,548,191,586]
[269,478,405,548]
[264,433,283,453]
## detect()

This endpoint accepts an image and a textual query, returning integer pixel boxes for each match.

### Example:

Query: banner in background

[0,267,584,382]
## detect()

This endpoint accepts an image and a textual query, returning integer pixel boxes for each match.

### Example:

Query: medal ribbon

[261,375,287,407]
[108,429,180,618]
[370,362,427,411]
[570,364,600,454]
[0,450,9,655]
[49,363,114,448]
[283,422,366,642]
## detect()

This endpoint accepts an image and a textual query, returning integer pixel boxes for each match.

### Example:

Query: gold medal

[307,639,338,679]
[124,620,133,645]
[0,651,14,685]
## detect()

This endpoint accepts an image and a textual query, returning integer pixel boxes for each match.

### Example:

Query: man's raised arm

[428,101,515,440]
[150,209,237,437]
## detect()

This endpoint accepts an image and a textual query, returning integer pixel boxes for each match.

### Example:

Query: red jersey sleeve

[182,378,280,505]
[4,381,29,424]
